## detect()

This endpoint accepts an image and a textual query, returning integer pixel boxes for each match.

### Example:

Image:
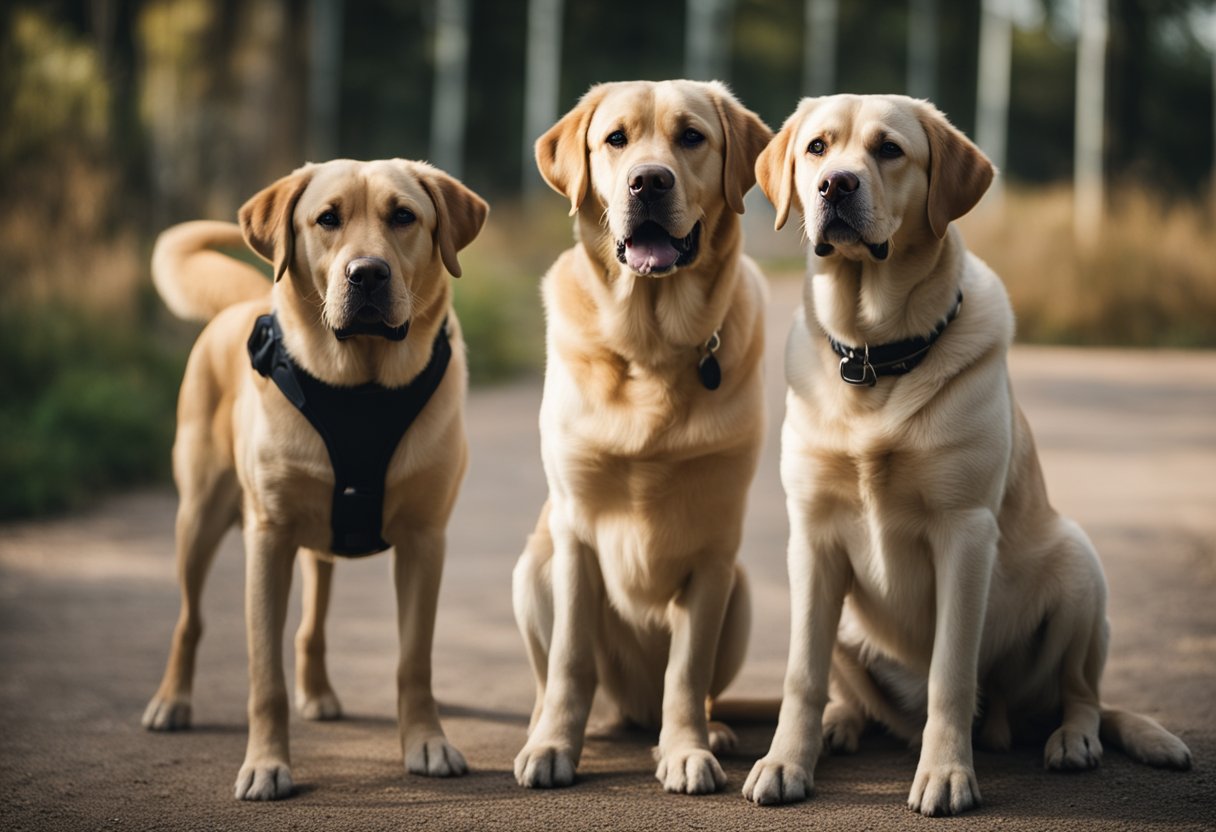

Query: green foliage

[0,305,185,519]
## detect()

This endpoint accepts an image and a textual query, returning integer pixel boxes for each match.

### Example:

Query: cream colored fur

[141,159,488,801]
[511,80,773,795]
[741,95,1192,816]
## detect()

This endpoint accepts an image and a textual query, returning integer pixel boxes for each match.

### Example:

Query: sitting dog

[741,95,1192,815]
[511,80,773,795]
[142,158,488,800]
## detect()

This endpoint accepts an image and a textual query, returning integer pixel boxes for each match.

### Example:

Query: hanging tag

[698,353,721,390]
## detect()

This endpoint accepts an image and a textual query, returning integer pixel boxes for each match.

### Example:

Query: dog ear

[709,82,773,215]
[239,167,313,282]
[920,104,995,238]
[756,101,814,231]
[535,85,608,216]
[419,167,489,278]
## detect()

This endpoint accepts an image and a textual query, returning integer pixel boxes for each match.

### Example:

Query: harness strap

[247,314,452,556]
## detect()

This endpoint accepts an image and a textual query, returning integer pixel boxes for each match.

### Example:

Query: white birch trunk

[307,0,343,162]
[430,0,470,179]
[907,0,937,100]
[1074,0,1107,248]
[522,0,564,197]
[976,0,1011,211]
[804,0,837,95]
[686,0,733,82]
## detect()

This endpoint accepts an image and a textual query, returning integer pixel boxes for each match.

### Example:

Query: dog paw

[142,695,191,731]
[707,721,738,755]
[655,747,726,794]
[514,743,577,788]
[296,688,342,721]
[405,736,468,777]
[742,756,812,805]
[1044,726,1102,770]
[234,761,294,801]
[907,763,981,816]
[822,703,863,754]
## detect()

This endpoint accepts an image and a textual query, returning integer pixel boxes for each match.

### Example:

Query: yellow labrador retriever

[141,159,487,800]
[511,80,772,794]
[742,95,1192,815]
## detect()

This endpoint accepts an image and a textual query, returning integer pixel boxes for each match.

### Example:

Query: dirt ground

[2,277,1214,831]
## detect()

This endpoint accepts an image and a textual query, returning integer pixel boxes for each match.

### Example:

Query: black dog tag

[698,353,721,391]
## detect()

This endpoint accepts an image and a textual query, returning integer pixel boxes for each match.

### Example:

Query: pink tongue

[625,226,679,275]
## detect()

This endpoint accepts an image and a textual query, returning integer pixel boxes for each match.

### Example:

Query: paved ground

[2,276,1214,831]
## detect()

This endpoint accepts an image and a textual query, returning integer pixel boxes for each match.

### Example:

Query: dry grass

[959,186,1216,348]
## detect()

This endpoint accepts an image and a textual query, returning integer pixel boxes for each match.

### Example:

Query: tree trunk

[907,0,937,101]
[685,0,733,82]
[307,0,343,162]
[975,0,1011,211]
[1074,0,1108,248]
[803,0,837,95]
[522,0,563,197]
[430,0,470,179]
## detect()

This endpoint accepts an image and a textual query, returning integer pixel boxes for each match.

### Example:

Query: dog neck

[807,225,966,349]
[570,204,741,369]
[274,278,453,388]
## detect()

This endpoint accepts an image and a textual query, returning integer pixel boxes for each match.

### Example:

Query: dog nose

[345,257,390,287]
[628,164,675,203]
[819,171,860,205]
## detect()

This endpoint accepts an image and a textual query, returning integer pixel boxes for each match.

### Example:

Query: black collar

[247,313,452,556]
[827,290,963,387]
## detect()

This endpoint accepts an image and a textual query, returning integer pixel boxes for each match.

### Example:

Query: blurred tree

[430,0,469,178]
[687,0,735,81]
[908,0,939,99]
[804,0,838,94]
[976,0,1012,208]
[522,0,563,197]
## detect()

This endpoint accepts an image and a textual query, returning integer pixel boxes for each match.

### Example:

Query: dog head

[239,159,488,340]
[757,95,993,262]
[536,80,771,278]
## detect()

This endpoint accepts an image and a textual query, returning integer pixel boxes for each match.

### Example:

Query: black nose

[345,257,390,287]
[628,164,676,203]
[819,170,860,205]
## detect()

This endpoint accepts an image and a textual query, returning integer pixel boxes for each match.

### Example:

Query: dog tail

[152,220,270,322]
[1099,706,1192,770]
[709,697,782,723]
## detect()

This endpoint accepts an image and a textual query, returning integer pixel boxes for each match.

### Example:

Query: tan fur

[141,158,489,801]
[512,80,772,795]
[742,95,1192,816]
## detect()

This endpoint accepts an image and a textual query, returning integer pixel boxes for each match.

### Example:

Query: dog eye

[879,141,903,159]
[680,128,705,147]
[606,130,627,148]
[808,138,826,156]
[390,207,416,227]
[317,210,340,229]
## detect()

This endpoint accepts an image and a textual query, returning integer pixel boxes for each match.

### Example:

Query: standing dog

[742,95,1192,815]
[511,80,772,794]
[142,159,487,800]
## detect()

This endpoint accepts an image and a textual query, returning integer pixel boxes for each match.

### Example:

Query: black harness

[828,290,963,386]
[247,314,452,557]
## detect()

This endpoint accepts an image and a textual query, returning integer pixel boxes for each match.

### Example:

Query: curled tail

[1100,706,1192,770]
[152,220,271,322]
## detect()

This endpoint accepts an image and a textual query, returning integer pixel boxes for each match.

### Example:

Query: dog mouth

[616,221,701,276]
[814,217,889,261]
[334,305,409,341]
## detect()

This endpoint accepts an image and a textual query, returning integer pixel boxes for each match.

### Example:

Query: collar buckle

[839,344,877,387]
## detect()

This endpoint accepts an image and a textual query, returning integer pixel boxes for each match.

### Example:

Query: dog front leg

[392,529,468,778]
[744,504,850,805]
[513,508,598,788]
[907,509,998,817]
[234,521,296,801]
[295,549,342,721]
[655,560,734,794]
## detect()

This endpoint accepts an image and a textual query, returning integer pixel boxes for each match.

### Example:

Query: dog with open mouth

[741,94,1192,816]
[141,158,487,800]
[511,80,772,795]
